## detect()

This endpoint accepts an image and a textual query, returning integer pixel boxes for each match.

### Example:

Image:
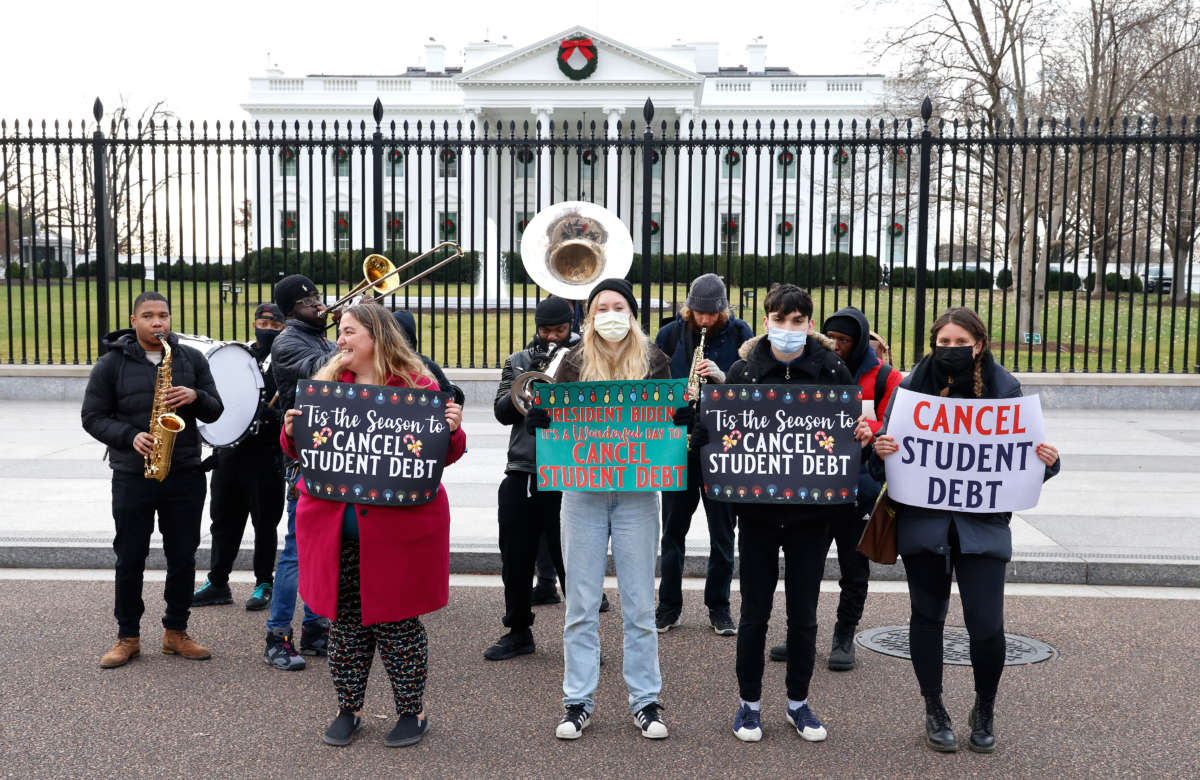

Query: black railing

[2,97,1198,372]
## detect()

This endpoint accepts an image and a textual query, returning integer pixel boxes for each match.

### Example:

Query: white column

[462,108,482,258]
[603,107,625,210]
[677,107,696,255]
[532,107,553,209]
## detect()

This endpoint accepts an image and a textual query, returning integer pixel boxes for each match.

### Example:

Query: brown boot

[161,629,212,660]
[101,637,141,668]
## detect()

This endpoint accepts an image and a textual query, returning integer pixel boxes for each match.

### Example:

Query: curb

[2,544,1197,588]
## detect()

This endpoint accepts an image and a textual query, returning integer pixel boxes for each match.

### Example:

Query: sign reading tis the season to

[535,379,688,492]
[698,384,862,504]
[883,388,1047,512]
[294,380,452,506]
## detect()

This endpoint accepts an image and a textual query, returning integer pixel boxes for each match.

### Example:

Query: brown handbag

[857,484,898,565]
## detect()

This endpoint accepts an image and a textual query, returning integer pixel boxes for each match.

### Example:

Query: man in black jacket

[192,303,286,611]
[262,275,337,671]
[81,291,224,669]
[483,297,578,661]
[722,284,854,744]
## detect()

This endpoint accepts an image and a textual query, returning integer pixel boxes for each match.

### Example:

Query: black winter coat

[81,330,224,475]
[494,333,582,473]
[868,354,1061,561]
[270,319,337,412]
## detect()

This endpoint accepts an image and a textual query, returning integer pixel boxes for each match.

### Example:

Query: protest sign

[697,384,861,504]
[534,379,689,492]
[293,380,452,506]
[883,388,1047,512]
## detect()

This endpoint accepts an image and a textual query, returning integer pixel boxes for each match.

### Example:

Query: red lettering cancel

[913,400,1026,436]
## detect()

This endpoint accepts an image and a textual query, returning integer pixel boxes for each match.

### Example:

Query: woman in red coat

[282,304,465,749]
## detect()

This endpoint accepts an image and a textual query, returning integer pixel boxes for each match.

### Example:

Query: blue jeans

[266,470,321,633]
[560,491,661,715]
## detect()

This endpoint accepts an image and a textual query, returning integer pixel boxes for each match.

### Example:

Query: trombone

[325,241,464,320]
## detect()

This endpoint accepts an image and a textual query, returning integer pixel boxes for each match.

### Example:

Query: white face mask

[593,310,632,342]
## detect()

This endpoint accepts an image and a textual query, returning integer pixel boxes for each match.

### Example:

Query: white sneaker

[634,702,669,739]
[556,704,590,739]
[786,703,828,742]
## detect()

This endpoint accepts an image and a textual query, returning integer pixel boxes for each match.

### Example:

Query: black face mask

[933,345,976,375]
[255,328,280,353]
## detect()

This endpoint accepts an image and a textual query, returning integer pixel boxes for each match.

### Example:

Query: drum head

[197,342,264,447]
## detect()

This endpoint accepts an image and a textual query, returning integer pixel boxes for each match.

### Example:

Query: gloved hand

[446,383,466,406]
[689,424,711,450]
[525,407,551,434]
[672,405,697,429]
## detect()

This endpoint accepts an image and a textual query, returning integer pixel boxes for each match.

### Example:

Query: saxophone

[144,333,187,481]
[685,327,707,449]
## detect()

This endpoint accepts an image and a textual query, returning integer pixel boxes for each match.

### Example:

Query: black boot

[827,622,857,671]
[924,694,958,753]
[968,694,996,753]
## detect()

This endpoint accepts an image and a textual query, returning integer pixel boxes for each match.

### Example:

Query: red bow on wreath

[560,38,595,63]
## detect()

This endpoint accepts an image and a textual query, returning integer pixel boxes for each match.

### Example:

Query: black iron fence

[2,97,1198,372]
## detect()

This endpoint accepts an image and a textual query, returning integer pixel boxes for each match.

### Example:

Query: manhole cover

[857,625,1056,666]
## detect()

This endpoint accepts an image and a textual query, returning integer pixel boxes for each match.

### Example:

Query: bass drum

[175,335,266,448]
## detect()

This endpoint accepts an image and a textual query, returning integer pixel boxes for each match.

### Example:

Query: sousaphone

[518,201,633,300]
[509,201,634,415]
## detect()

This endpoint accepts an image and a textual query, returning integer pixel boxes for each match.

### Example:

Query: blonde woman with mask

[525,278,674,741]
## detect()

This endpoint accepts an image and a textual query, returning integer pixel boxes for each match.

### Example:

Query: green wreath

[832,221,849,237]
[388,148,404,164]
[557,37,598,81]
[335,217,349,235]
[777,150,794,166]
[889,221,904,237]
[724,149,741,166]
[832,148,849,166]
[777,220,794,236]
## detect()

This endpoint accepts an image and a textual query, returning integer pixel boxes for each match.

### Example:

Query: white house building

[241,26,908,277]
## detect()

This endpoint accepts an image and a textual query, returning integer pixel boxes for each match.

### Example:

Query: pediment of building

[457,26,703,87]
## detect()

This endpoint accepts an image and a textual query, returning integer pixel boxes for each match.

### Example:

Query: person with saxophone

[82,291,224,668]
[652,274,752,636]
[483,296,579,661]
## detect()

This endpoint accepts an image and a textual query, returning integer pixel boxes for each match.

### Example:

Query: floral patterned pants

[328,538,427,715]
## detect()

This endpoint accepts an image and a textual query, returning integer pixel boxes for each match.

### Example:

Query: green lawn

[2,279,1197,373]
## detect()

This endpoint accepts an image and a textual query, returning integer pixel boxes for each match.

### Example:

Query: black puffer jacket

[81,330,224,475]
[270,319,337,412]
[494,333,581,473]
[726,332,853,386]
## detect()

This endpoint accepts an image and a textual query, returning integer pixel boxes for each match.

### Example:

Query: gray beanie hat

[685,273,728,313]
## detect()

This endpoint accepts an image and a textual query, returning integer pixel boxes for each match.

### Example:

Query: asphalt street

[2,576,1197,778]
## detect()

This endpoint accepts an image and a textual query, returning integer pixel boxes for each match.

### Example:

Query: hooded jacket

[726,331,853,386]
[868,353,1061,561]
[494,332,582,474]
[270,319,338,413]
[823,307,903,512]
[81,330,224,475]
[392,310,459,401]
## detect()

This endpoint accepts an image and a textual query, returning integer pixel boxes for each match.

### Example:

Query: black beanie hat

[822,313,861,344]
[274,274,319,316]
[586,278,638,318]
[535,296,574,326]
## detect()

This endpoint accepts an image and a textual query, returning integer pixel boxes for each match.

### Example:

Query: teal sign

[534,379,689,492]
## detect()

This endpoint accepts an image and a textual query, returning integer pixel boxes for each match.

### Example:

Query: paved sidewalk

[0,574,1197,778]
[2,401,1198,584]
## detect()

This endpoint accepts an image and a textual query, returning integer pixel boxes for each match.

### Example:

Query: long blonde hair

[314,304,430,387]
[578,296,651,382]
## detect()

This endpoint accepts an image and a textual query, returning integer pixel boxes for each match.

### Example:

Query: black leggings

[328,539,427,716]
[902,530,1007,699]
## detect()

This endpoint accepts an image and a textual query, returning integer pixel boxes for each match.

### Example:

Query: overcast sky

[6,0,903,123]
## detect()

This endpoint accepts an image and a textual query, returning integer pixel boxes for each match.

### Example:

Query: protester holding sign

[721,284,854,744]
[868,307,1060,755]
[526,278,675,741]
[654,273,752,637]
[281,304,466,749]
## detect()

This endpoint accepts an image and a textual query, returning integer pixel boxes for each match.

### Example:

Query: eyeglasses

[294,295,323,309]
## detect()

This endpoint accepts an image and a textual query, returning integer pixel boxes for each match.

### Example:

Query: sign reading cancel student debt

[883,388,1047,512]
[698,384,861,504]
[294,380,452,506]
[535,379,689,491]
